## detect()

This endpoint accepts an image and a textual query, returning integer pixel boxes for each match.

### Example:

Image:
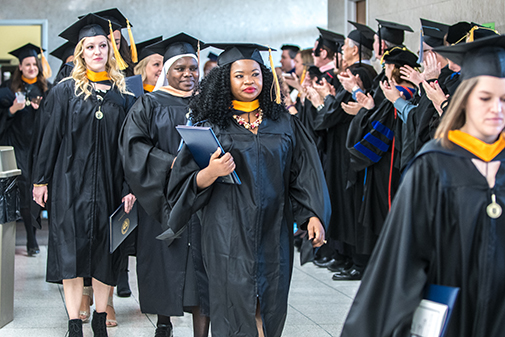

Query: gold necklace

[233,109,263,130]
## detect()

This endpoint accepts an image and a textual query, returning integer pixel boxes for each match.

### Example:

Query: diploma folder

[175,125,241,184]
[109,202,138,253]
[411,284,460,337]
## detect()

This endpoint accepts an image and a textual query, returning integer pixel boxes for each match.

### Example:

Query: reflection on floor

[2,222,359,336]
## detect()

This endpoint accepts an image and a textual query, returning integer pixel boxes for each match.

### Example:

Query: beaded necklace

[233,109,263,130]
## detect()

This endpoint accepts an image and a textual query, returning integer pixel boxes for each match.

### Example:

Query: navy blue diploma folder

[109,202,138,253]
[176,125,241,185]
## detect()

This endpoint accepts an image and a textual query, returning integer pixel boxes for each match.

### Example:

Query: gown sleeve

[32,83,67,185]
[119,95,175,224]
[289,116,331,228]
[164,143,214,242]
[340,155,437,336]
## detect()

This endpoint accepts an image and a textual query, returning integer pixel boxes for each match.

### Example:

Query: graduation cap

[418,18,450,63]
[433,34,505,80]
[207,52,218,62]
[9,43,44,63]
[316,27,345,53]
[60,13,119,43]
[446,22,472,45]
[86,8,138,63]
[135,36,163,62]
[466,23,499,42]
[205,43,282,104]
[148,33,201,63]
[50,41,76,63]
[381,46,420,68]
[89,8,130,28]
[9,43,52,78]
[347,21,375,64]
[376,19,413,55]
[61,13,127,70]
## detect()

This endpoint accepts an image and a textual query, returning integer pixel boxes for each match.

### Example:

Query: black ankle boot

[91,311,108,337]
[155,323,173,337]
[68,319,83,337]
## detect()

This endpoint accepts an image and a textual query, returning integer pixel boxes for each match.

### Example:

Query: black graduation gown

[341,139,505,337]
[32,79,136,284]
[0,80,50,209]
[403,66,455,169]
[54,62,74,85]
[118,90,209,316]
[313,63,377,244]
[167,112,331,337]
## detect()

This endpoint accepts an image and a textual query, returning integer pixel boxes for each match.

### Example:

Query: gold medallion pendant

[487,194,502,219]
[95,107,103,120]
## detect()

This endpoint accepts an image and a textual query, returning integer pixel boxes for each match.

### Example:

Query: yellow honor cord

[39,48,52,79]
[268,47,282,104]
[232,100,260,112]
[109,20,128,70]
[126,19,137,63]
[21,75,37,85]
[86,70,111,82]
[448,130,505,162]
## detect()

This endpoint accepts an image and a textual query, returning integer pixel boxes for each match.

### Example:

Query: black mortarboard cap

[148,33,201,63]
[59,13,120,44]
[347,21,375,50]
[467,22,499,41]
[433,34,505,80]
[377,19,413,45]
[446,22,472,45]
[316,27,345,53]
[50,41,76,62]
[9,43,44,63]
[86,8,130,29]
[207,52,218,62]
[382,46,420,68]
[204,43,273,66]
[136,36,163,62]
[421,18,449,48]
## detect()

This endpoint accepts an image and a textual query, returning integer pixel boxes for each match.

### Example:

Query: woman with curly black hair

[166,43,330,337]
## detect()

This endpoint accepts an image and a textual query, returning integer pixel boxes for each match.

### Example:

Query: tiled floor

[0,223,360,336]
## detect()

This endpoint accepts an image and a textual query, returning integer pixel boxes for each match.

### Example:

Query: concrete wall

[0,0,328,81]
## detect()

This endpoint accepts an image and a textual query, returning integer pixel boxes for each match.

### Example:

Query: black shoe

[327,259,353,272]
[155,323,173,337]
[116,270,131,297]
[91,311,108,337]
[313,256,335,268]
[68,318,83,337]
[27,247,40,257]
[293,236,303,251]
[332,268,362,281]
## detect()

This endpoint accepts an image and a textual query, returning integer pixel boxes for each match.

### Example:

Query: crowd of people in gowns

[2,5,505,337]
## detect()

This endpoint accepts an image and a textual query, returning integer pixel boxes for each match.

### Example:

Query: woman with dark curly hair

[166,43,330,337]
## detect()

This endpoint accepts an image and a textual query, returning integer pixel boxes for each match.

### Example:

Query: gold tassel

[109,20,128,70]
[39,48,52,79]
[197,40,201,67]
[468,26,477,42]
[126,19,137,63]
[268,47,281,104]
